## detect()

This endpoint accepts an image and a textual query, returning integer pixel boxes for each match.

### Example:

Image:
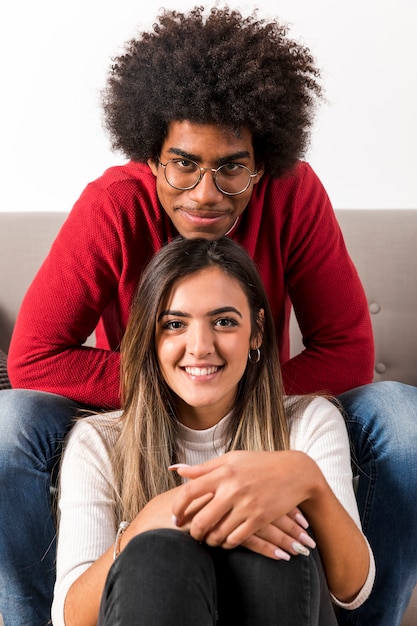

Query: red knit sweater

[8,161,374,408]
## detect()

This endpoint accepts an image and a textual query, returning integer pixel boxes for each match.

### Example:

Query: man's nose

[188,170,224,203]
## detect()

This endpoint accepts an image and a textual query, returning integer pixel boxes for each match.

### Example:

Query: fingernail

[168,463,190,470]
[172,514,179,526]
[274,548,291,561]
[299,532,316,549]
[292,542,310,556]
[294,512,309,529]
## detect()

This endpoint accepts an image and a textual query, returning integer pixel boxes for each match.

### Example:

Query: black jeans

[98,529,337,625]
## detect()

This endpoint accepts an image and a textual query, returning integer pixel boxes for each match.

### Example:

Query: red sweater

[8,161,374,408]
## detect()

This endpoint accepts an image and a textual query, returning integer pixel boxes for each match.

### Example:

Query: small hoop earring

[248,348,261,364]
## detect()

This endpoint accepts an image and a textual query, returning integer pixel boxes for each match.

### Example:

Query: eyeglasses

[158,158,258,196]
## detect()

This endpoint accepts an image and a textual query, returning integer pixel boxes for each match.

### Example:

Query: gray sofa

[0,210,416,624]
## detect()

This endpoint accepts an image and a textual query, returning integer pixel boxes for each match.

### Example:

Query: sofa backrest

[0,212,67,352]
[343,209,416,386]
[290,209,417,387]
[0,210,416,386]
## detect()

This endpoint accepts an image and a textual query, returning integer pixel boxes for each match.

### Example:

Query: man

[1,6,416,625]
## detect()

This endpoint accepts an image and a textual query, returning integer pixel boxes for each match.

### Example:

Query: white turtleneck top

[52,396,375,625]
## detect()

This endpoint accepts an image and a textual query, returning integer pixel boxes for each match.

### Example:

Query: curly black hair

[102,5,323,177]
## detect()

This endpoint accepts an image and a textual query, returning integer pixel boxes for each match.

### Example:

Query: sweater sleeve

[289,397,375,608]
[278,164,374,395]
[8,180,129,409]
[51,414,121,626]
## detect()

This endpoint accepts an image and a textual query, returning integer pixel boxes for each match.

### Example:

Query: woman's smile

[183,365,222,377]
[155,266,255,429]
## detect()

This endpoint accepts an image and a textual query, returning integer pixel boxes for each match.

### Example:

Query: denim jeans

[0,381,416,626]
[98,528,337,625]
[337,382,417,626]
[0,389,83,626]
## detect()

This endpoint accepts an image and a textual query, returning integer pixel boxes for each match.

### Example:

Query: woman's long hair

[111,237,298,522]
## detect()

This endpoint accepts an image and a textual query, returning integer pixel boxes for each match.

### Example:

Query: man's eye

[175,159,197,171]
[220,163,243,176]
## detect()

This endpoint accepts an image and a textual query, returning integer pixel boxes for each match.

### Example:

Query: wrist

[113,521,130,560]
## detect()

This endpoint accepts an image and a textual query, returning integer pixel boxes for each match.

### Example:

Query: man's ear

[251,308,264,349]
[147,158,158,176]
[254,164,265,184]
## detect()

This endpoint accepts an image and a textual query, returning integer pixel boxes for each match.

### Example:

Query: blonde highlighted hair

[111,237,304,522]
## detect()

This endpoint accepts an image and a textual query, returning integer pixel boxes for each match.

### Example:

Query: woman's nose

[187,324,214,357]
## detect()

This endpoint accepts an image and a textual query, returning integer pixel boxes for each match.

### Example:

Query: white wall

[1,0,416,212]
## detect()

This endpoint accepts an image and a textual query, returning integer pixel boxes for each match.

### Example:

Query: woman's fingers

[240,519,316,560]
[170,451,315,546]
[287,507,310,530]
[242,533,291,560]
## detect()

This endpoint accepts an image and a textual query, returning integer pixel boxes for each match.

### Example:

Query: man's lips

[176,207,231,220]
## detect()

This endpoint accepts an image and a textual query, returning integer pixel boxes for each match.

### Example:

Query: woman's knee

[119,528,214,576]
[215,547,336,625]
[101,530,217,625]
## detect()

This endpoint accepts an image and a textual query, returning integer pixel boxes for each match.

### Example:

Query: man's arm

[263,163,374,395]
[8,183,126,409]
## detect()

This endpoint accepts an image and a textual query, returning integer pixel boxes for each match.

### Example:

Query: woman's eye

[163,320,185,330]
[215,317,238,328]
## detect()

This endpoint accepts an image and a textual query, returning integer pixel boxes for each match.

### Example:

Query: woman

[52,237,374,626]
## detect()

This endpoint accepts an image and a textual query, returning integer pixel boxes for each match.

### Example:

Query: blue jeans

[336,382,417,626]
[0,382,416,626]
[0,389,83,626]
[98,528,337,625]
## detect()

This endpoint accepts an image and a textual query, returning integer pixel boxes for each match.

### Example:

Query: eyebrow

[158,306,243,321]
[166,147,252,166]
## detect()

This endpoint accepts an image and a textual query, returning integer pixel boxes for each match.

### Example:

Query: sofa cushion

[0,349,11,390]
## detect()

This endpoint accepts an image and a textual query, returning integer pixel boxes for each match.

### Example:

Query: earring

[248,348,261,364]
